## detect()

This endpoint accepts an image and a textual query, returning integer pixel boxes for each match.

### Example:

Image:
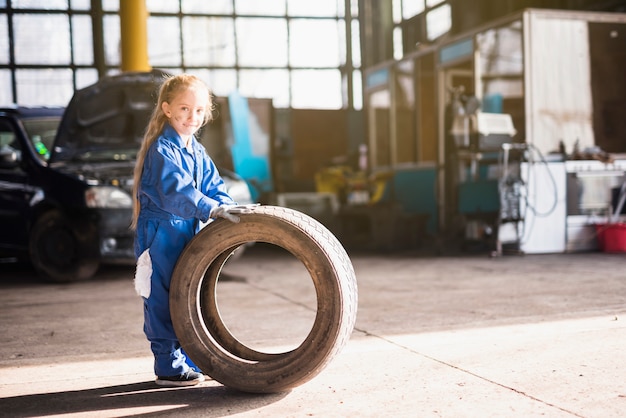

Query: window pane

[182,0,232,14]
[193,69,237,98]
[393,26,403,60]
[239,69,289,108]
[12,0,68,9]
[287,0,341,17]
[0,15,8,64]
[16,69,73,106]
[0,70,13,105]
[426,3,451,40]
[351,20,361,67]
[148,17,181,67]
[72,15,93,65]
[103,14,120,66]
[147,0,179,13]
[183,16,236,67]
[236,18,287,67]
[235,0,286,16]
[392,0,402,23]
[402,0,425,20]
[291,69,342,109]
[70,0,90,10]
[102,0,119,12]
[75,68,99,90]
[14,14,71,64]
[352,69,362,110]
[338,0,346,17]
[350,0,359,17]
[290,19,341,67]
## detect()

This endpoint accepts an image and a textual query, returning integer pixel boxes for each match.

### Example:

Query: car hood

[50,69,169,164]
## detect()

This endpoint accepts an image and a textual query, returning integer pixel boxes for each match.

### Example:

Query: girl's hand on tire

[210,204,259,223]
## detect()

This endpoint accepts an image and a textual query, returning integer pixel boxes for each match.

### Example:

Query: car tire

[29,210,100,282]
[170,205,358,393]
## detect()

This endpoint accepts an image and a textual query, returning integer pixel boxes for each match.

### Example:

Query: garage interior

[2,1,626,416]
[2,0,626,256]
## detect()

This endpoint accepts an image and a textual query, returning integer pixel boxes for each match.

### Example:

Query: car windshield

[22,117,61,162]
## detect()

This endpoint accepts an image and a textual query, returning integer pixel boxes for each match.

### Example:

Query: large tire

[170,205,358,393]
[29,210,100,282]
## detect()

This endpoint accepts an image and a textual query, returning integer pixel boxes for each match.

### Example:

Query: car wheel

[29,210,100,282]
[170,205,358,393]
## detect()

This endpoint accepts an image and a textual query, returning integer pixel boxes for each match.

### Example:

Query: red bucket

[595,223,626,253]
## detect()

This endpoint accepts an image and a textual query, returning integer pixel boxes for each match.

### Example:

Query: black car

[0,70,252,282]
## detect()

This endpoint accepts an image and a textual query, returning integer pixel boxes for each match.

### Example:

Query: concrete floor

[0,244,625,417]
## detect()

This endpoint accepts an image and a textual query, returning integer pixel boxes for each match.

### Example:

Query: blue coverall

[134,124,235,377]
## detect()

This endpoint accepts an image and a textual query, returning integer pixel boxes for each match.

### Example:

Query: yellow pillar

[120,0,151,72]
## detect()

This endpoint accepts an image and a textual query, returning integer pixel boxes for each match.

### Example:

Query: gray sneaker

[156,370,205,387]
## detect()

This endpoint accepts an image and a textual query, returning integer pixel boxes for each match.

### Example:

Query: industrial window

[0,0,362,110]
[393,0,452,59]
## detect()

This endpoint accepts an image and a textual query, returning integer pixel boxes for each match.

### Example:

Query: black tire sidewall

[29,210,100,282]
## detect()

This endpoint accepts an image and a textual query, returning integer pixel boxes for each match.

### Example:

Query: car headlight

[85,186,133,208]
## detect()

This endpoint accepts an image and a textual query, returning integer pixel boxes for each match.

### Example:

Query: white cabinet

[519,162,567,254]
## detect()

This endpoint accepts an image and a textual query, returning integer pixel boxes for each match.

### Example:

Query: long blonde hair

[130,73,214,230]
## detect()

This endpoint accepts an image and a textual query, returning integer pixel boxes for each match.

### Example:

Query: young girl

[131,74,245,387]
